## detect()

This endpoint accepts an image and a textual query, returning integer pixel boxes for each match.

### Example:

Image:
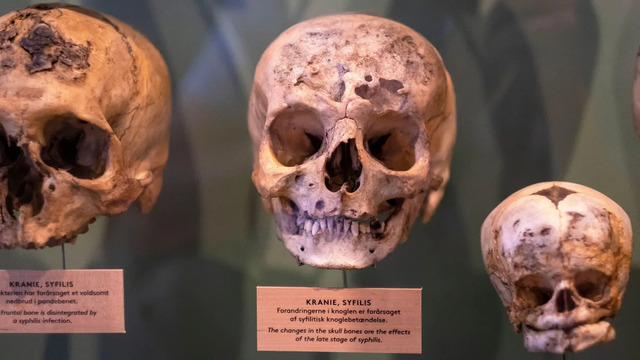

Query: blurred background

[0,0,639,359]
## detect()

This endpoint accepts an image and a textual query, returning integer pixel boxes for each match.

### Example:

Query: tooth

[320,219,327,230]
[296,217,305,227]
[305,220,312,234]
[327,218,334,233]
[351,221,359,236]
[359,223,369,234]
[312,221,320,235]
[379,222,385,233]
[343,220,351,234]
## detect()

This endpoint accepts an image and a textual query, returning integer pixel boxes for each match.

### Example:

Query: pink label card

[257,286,421,353]
[0,269,125,333]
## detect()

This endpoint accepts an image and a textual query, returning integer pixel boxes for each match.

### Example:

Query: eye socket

[575,269,610,302]
[364,113,418,171]
[269,109,324,167]
[515,274,554,308]
[41,116,110,179]
[0,124,19,167]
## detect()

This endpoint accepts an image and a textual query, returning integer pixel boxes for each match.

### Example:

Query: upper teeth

[296,215,385,237]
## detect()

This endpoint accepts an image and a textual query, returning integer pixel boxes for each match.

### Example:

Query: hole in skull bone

[0,124,19,167]
[269,108,323,166]
[325,139,362,193]
[41,116,109,179]
[376,198,404,223]
[5,152,44,217]
[365,112,418,171]
[555,288,577,313]
[355,84,372,99]
[288,198,299,213]
[515,274,554,308]
[379,78,404,93]
[364,75,372,82]
[574,269,610,302]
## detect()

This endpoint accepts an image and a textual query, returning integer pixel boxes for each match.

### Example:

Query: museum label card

[257,286,421,353]
[0,269,124,333]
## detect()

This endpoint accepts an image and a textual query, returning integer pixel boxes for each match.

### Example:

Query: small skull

[0,4,171,249]
[481,182,633,353]
[249,14,456,269]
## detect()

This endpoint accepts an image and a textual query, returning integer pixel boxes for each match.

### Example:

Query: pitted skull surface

[0,4,171,249]
[481,182,632,353]
[249,14,456,269]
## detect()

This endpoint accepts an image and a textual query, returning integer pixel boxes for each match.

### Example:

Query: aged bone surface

[481,182,632,353]
[249,14,456,269]
[0,4,171,249]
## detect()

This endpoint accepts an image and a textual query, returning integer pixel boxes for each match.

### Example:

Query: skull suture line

[481,182,632,353]
[0,4,171,249]
[249,14,456,269]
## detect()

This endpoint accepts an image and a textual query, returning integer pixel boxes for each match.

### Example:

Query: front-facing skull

[0,4,170,249]
[481,182,633,353]
[249,14,456,269]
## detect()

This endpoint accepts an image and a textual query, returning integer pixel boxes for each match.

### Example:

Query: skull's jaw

[0,213,93,249]
[523,321,615,353]
[0,189,95,249]
[272,199,408,269]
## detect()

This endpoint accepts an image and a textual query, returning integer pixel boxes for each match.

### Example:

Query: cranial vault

[249,14,456,269]
[0,4,171,249]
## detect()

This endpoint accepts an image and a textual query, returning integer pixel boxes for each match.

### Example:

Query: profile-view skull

[249,14,456,269]
[0,4,171,249]
[481,182,632,353]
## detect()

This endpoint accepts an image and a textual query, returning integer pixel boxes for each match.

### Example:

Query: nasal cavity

[325,138,362,193]
[555,288,576,313]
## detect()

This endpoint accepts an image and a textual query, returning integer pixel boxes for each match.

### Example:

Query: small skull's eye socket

[41,117,109,179]
[364,112,418,171]
[575,269,610,302]
[0,124,20,167]
[269,109,324,167]
[515,274,554,308]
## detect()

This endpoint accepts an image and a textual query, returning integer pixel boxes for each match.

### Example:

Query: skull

[481,182,633,353]
[0,4,171,249]
[249,14,456,269]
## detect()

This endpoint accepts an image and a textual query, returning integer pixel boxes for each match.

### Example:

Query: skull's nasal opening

[325,139,362,193]
[556,288,577,313]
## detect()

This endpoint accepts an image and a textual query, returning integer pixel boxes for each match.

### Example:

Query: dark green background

[0,0,639,359]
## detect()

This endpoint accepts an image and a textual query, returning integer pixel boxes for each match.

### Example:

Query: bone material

[481,182,632,353]
[0,4,170,249]
[248,13,456,269]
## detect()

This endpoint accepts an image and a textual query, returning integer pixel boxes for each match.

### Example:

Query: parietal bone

[481,182,632,353]
[249,14,456,269]
[0,4,171,249]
